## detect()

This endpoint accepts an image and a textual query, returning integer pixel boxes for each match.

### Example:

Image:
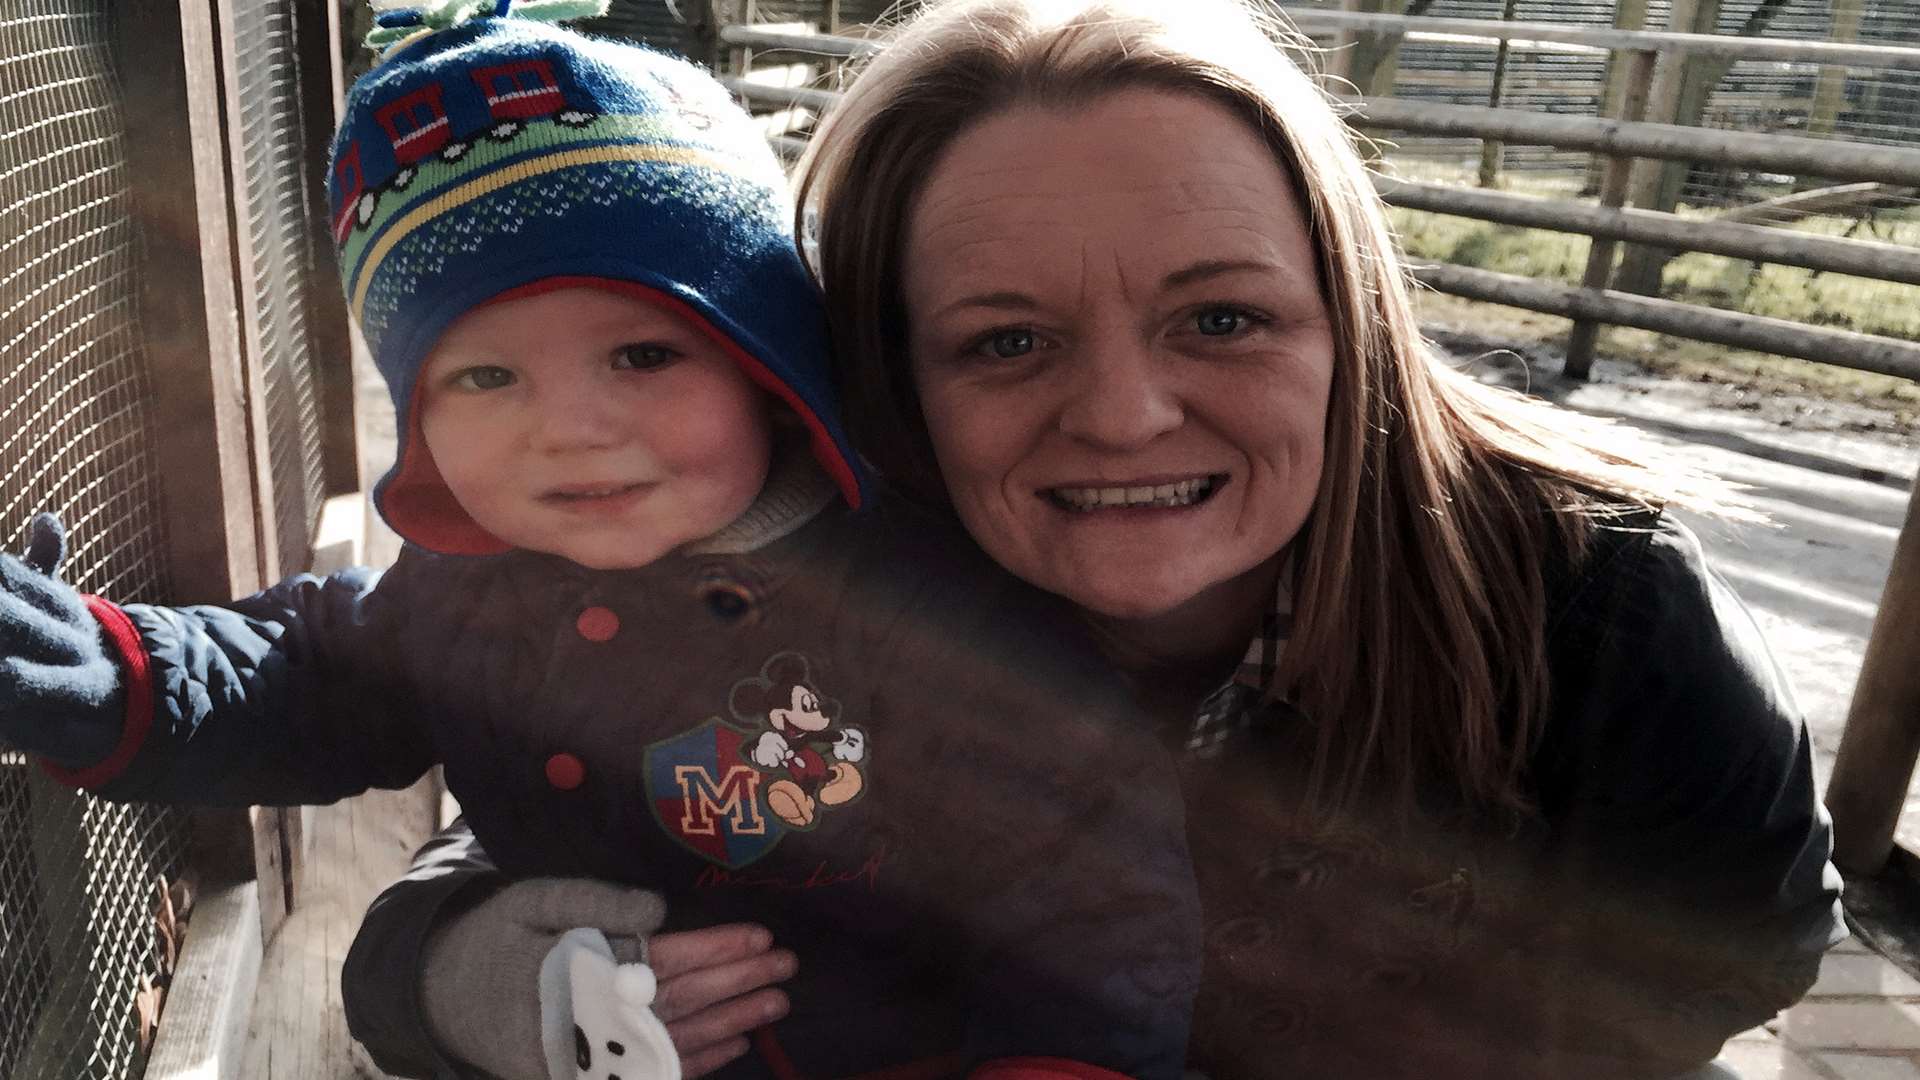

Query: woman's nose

[1055,339,1183,450]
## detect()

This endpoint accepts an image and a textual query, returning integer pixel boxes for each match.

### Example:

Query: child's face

[418,286,772,569]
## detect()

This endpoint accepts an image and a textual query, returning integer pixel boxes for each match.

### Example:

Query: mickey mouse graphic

[731,653,866,828]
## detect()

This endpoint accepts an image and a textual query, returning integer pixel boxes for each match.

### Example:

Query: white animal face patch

[568,950,677,1080]
[542,928,680,1080]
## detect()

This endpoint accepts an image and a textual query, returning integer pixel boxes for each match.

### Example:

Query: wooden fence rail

[1347,98,1920,188]
[1374,179,1920,286]
[717,20,1920,70]
[1413,263,1920,381]
[1279,10,1920,71]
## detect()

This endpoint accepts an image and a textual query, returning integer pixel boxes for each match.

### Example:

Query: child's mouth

[541,481,653,506]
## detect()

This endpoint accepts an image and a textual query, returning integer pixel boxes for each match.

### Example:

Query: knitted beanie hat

[327,12,867,556]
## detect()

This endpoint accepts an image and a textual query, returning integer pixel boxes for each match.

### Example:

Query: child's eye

[452,365,515,391]
[614,343,680,370]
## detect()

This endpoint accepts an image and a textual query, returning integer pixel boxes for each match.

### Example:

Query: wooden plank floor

[236,782,439,1079]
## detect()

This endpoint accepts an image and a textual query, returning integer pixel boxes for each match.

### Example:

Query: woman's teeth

[1046,476,1221,512]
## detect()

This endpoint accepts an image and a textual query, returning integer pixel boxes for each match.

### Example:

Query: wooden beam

[1613,0,1718,296]
[724,77,839,111]
[144,882,262,1080]
[211,0,287,588]
[1280,9,1920,70]
[1374,178,1920,285]
[294,0,361,499]
[1587,0,1651,193]
[1565,48,1656,378]
[111,0,264,605]
[1346,97,1920,187]
[1828,482,1920,875]
[1809,0,1866,141]
[1718,182,1916,227]
[1477,0,1523,188]
[719,23,874,56]
[1412,262,1920,381]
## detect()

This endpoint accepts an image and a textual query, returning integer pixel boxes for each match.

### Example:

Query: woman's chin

[1051,576,1206,626]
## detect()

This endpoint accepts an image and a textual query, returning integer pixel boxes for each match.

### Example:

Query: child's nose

[532,376,626,451]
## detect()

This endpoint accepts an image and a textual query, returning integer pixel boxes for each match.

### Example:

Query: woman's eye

[614,343,679,370]
[971,329,1036,360]
[1195,307,1253,337]
[453,366,515,391]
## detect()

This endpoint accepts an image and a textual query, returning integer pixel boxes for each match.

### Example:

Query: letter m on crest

[676,765,765,836]
[645,717,787,869]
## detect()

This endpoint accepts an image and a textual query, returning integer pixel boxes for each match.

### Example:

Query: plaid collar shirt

[1185,558,1298,758]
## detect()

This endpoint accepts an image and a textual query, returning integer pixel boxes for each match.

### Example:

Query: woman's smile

[1040,474,1227,512]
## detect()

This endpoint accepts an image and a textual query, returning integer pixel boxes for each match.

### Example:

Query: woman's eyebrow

[1161,258,1287,290]
[932,290,1038,321]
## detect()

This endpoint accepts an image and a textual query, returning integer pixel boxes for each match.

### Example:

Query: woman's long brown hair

[795,0,1737,816]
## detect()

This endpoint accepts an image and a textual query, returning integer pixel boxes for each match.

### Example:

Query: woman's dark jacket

[344,509,1843,1079]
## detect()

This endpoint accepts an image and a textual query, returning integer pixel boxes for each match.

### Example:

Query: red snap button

[545,753,586,791]
[575,606,619,642]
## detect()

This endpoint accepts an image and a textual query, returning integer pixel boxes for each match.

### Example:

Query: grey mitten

[420,878,669,1080]
[0,512,125,768]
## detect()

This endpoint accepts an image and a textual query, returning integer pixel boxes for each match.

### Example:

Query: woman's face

[903,88,1335,633]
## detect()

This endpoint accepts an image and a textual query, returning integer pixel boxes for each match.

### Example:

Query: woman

[342,0,1842,1076]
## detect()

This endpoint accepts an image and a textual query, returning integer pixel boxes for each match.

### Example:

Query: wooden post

[728,0,759,79]
[1827,481,1920,875]
[1564,48,1656,379]
[1478,0,1521,189]
[1608,0,1702,302]
[113,0,266,607]
[211,0,324,937]
[296,0,361,500]
[1586,0,1649,195]
[1337,0,1410,99]
[1808,0,1865,141]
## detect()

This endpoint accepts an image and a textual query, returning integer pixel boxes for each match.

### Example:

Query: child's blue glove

[0,513,126,768]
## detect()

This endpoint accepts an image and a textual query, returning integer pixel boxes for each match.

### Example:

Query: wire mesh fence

[0,4,194,1079]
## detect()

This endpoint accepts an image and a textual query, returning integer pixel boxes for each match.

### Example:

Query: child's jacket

[65,463,1201,1080]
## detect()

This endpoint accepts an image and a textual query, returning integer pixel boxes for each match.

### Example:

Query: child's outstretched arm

[0,513,133,775]
[0,513,435,806]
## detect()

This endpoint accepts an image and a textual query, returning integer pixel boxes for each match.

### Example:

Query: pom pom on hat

[327,15,867,554]
[364,1,612,52]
